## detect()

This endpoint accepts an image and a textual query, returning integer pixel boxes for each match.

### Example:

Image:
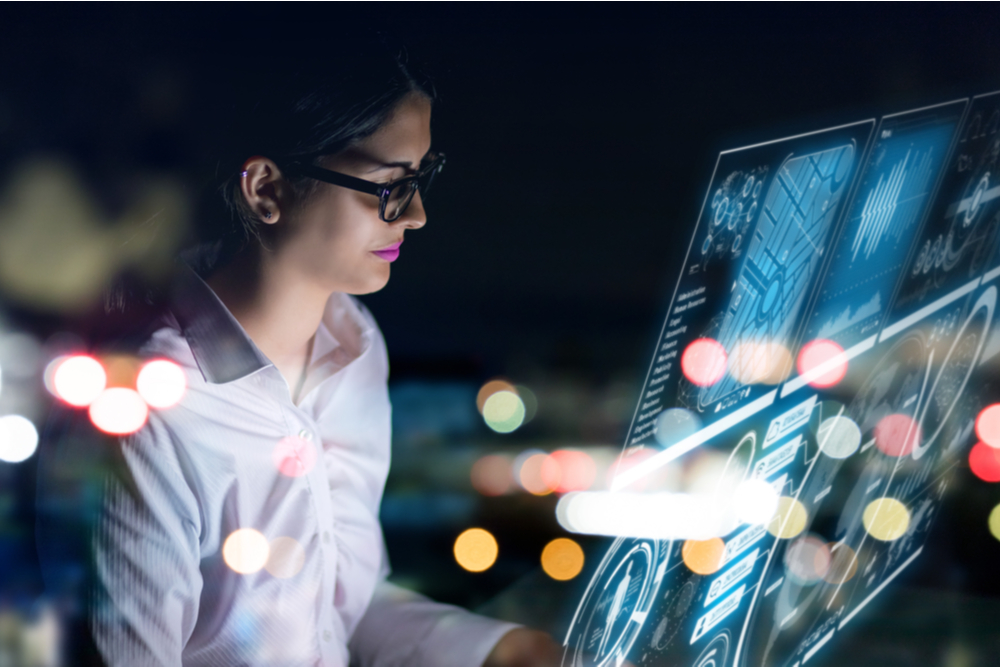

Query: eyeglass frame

[279,152,446,222]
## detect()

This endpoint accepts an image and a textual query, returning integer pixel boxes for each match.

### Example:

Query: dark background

[2,3,1000,664]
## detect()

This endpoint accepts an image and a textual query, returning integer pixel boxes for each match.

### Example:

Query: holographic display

[563,93,1000,667]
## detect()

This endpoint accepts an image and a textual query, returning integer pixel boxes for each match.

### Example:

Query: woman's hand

[483,628,563,667]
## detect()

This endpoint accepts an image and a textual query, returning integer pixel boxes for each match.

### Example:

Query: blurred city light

[818,414,862,459]
[874,413,921,458]
[223,528,270,574]
[862,498,911,541]
[476,379,517,413]
[51,355,106,406]
[540,538,585,581]
[517,451,553,495]
[682,537,725,575]
[989,504,1000,542]
[265,536,306,579]
[767,496,807,539]
[514,384,538,423]
[823,542,859,584]
[797,339,847,388]
[272,436,317,478]
[453,528,498,572]
[975,404,1000,448]
[733,478,779,525]
[784,534,830,585]
[556,491,729,540]
[136,359,187,408]
[88,387,149,435]
[470,453,515,496]
[654,408,702,448]
[0,332,42,379]
[541,449,596,494]
[968,442,1000,482]
[681,338,727,387]
[482,390,526,433]
[0,414,39,463]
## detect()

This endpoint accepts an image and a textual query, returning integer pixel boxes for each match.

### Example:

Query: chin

[343,272,391,296]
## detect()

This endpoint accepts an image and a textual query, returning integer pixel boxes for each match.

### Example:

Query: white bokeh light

[733,478,780,525]
[88,388,149,435]
[52,355,106,406]
[136,359,186,408]
[0,415,39,463]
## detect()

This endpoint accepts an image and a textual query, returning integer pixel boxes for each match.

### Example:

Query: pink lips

[372,241,402,262]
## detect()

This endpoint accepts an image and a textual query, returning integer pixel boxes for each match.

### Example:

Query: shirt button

[323,629,331,642]
[298,429,313,441]
[323,531,331,544]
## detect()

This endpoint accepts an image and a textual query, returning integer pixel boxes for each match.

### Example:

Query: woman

[41,44,560,666]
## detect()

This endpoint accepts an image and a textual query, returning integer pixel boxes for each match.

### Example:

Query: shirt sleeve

[89,413,204,667]
[348,580,521,667]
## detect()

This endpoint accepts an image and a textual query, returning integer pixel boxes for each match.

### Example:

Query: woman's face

[278,92,432,295]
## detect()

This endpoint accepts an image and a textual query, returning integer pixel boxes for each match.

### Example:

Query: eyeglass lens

[383,159,442,222]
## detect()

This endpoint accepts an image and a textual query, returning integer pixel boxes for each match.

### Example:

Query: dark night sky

[2,3,999,380]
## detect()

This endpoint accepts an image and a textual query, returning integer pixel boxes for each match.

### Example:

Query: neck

[206,242,328,388]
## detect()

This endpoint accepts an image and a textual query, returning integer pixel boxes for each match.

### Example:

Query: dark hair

[198,42,435,259]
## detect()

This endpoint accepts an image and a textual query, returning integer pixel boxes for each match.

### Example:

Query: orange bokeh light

[541,450,596,494]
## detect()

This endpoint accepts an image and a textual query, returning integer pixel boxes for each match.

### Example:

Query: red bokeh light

[272,436,318,478]
[471,454,514,496]
[797,339,847,388]
[541,450,596,494]
[975,404,1000,449]
[969,442,1000,482]
[53,355,107,407]
[681,338,728,387]
[88,388,149,435]
[874,413,922,458]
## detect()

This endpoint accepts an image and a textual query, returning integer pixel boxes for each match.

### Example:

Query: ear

[240,156,288,224]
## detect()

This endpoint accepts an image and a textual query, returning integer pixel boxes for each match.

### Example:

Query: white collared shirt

[77,269,516,666]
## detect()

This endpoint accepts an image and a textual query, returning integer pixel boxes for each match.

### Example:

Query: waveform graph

[698,143,856,411]
[816,291,883,341]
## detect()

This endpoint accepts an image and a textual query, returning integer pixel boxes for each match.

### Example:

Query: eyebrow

[365,161,414,174]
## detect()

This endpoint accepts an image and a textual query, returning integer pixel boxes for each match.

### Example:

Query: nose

[394,190,427,230]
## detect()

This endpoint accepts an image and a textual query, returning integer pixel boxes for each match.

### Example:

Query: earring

[240,170,248,178]
[264,210,272,220]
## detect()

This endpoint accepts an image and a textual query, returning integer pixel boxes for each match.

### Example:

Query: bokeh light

[733,478,779,524]
[767,496,808,539]
[223,528,270,574]
[654,408,702,448]
[136,359,186,408]
[862,498,911,541]
[0,414,39,463]
[968,442,1000,482]
[483,390,526,433]
[272,436,317,478]
[52,355,106,406]
[0,332,42,380]
[515,384,538,423]
[681,338,728,387]
[682,537,725,575]
[609,447,657,492]
[471,454,514,496]
[989,504,1000,542]
[88,387,149,435]
[874,413,921,458]
[265,536,306,579]
[797,339,847,388]
[518,452,554,495]
[817,415,862,459]
[784,534,830,584]
[823,543,859,584]
[103,354,142,388]
[540,538,585,581]
[476,379,517,413]
[729,340,793,385]
[975,404,1000,448]
[453,528,498,572]
[541,450,596,494]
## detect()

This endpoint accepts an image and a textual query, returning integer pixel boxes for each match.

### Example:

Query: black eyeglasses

[281,152,446,222]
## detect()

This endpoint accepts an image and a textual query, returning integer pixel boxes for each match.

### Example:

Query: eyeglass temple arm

[283,163,387,197]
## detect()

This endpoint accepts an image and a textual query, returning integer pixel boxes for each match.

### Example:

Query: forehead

[360,93,433,158]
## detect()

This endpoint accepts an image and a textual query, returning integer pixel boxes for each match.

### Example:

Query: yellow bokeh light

[862,498,911,541]
[989,504,1000,542]
[265,536,306,579]
[223,528,270,575]
[730,340,793,385]
[483,390,526,433]
[767,496,808,539]
[823,543,859,584]
[518,452,554,495]
[454,528,499,573]
[541,538,585,581]
[476,379,517,413]
[682,537,725,575]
